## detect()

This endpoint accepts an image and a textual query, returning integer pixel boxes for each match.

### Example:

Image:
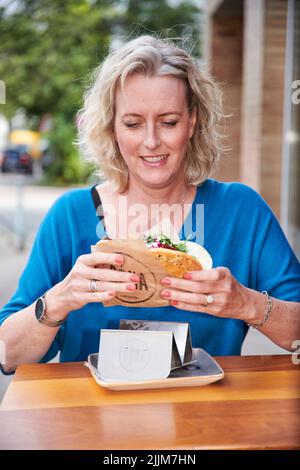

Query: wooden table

[0,355,299,450]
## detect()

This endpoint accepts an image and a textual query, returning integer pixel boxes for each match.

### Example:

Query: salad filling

[144,235,188,253]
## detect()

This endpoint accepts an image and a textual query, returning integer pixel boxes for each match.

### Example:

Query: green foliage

[121,0,202,55]
[0,0,202,185]
[0,0,114,117]
[42,114,94,185]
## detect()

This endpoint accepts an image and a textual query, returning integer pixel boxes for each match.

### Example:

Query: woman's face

[114,74,196,190]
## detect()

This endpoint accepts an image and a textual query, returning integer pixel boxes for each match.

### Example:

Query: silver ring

[206,294,214,305]
[89,279,99,293]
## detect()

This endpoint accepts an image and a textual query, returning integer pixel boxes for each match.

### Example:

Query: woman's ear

[188,107,197,139]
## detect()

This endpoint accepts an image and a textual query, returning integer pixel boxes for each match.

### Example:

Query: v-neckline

[90,183,206,240]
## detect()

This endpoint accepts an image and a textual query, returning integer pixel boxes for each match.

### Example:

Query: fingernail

[161,290,171,298]
[127,284,136,291]
[160,278,171,286]
[171,300,178,306]
[115,256,123,265]
[184,273,192,280]
[130,275,140,282]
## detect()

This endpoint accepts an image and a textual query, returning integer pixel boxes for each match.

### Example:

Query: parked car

[1,146,33,174]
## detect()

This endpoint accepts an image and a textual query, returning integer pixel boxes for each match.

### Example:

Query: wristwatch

[35,293,65,327]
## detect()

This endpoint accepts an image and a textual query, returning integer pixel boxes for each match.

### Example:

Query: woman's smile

[140,154,169,166]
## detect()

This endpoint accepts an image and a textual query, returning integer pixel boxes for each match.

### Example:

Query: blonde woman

[1,36,299,373]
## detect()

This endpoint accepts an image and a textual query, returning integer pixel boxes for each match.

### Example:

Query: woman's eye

[163,121,178,126]
[124,121,178,128]
[124,122,140,128]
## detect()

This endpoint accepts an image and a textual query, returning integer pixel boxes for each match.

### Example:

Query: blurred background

[0,0,299,399]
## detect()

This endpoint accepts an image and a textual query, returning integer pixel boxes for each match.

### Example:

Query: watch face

[35,297,45,320]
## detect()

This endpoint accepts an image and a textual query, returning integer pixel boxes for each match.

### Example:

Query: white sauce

[186,242,213,269]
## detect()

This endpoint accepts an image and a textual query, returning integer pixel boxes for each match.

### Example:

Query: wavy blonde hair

[77,35,224,192]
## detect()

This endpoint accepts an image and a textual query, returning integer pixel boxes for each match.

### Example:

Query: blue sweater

[1,179,299,362]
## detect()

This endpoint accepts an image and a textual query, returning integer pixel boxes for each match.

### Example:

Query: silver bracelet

[247,291,273,329]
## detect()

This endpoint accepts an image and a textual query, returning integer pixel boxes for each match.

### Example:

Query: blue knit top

[1,179,299,361]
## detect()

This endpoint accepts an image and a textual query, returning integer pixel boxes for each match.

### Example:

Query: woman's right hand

[46,252,138,319]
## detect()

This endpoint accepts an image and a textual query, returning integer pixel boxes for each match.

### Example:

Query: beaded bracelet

[247,291,273,329]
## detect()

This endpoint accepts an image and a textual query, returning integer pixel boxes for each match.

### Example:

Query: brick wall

[208,0,288,218]
[210,2,243,182]
[260,0,287,217]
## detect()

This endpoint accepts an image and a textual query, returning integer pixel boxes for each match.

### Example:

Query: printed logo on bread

[93,235,213,307]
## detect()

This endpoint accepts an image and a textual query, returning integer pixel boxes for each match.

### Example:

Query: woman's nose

[143,125,160,149]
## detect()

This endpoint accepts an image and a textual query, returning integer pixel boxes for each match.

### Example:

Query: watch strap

[39,316,65,327]
[36,293,65,327]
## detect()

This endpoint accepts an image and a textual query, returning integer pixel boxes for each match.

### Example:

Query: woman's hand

[160,267,250,320]
[46,252,139,318]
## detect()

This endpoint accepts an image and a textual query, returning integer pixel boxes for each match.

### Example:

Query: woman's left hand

[160,267,249,320]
